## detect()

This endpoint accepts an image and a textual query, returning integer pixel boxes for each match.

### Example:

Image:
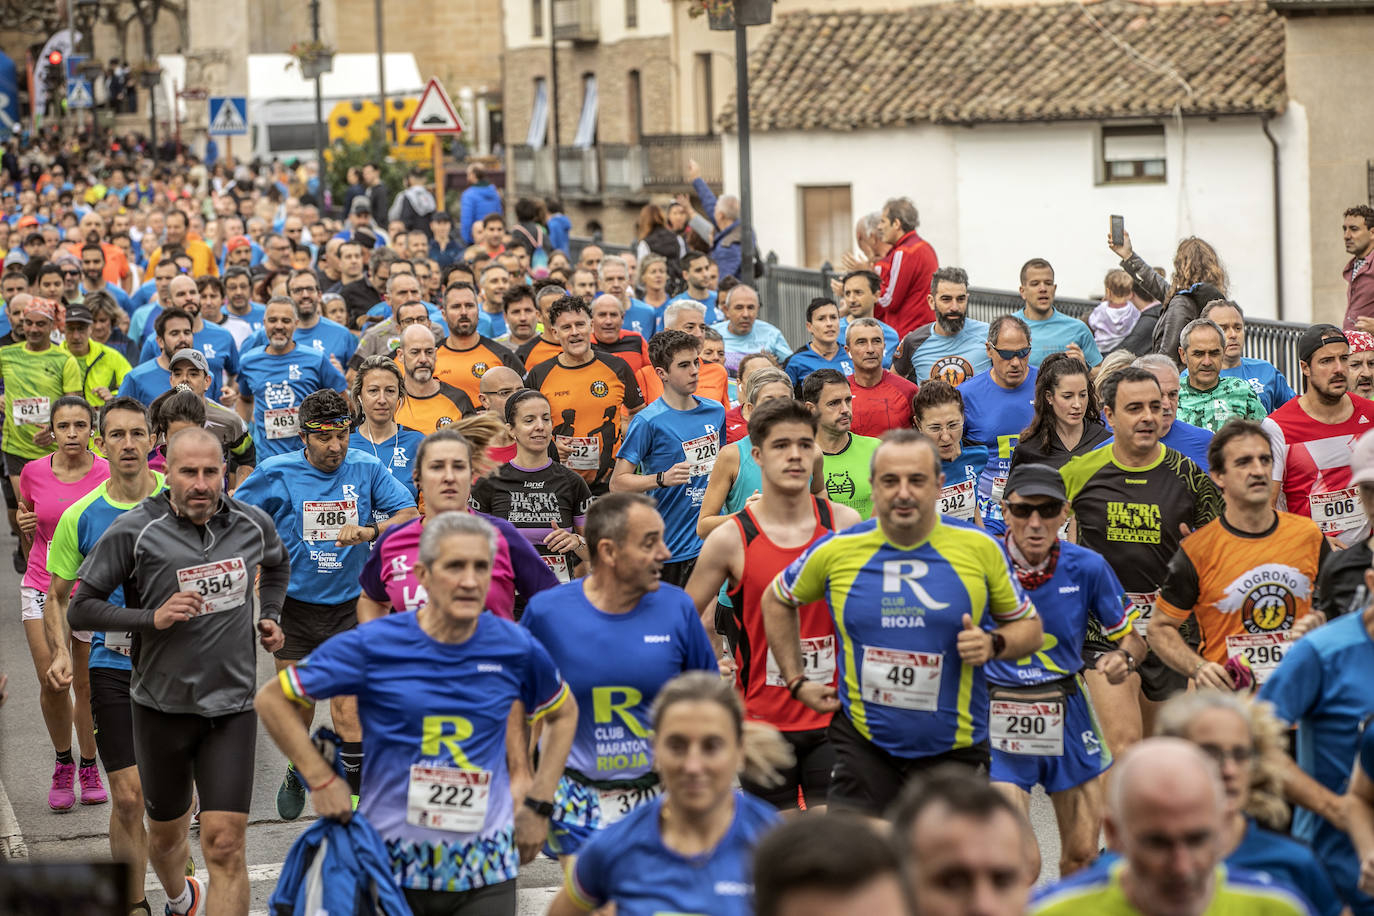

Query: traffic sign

[208,96,248,136]
[65,54,84,81]
[66,79,93,109]
[406,78,464,135]
[328,97,433,165]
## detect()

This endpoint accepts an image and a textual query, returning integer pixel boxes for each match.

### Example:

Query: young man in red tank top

[686,398,861,809]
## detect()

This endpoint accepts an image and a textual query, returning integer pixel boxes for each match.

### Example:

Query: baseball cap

[1298,324,1348,364]
[3,250,27,268]
[350,196,372,215]
[1351,431,1374,487]
[1348,330,1374,354]
[64,304,93,325]
[226,235,252,252]
[1002,463,1067,502]
[169,348,209,374]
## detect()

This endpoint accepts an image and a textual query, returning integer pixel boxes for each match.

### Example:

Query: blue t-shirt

[623,299,656,339]
[349,426,425,503]
[235,449,415,604]
[658,291,721,331]
[477,310,508,340]
[521,580,716,781]
[711,319,793,373]
[960,368,1038,534]
[1259,611,1374,913]
[222,302,266,331]
[782,343,854,389]
[118,359,172,406]
[1098,419,1214,476]
[616,397,726,563]
[1192,358,1297,414]
[1024,309,1103,368]
[985,541,1133,687]
[911,319,993,385]
[241,317,358,365]
[938,444,989,523]
[283,612,571,892]
[130,281,157,313]
[81,282,132,313]
[724,437,762,516]
[236,345,349,460]
[838,316,899,368]
[137,322,240,394]
[567,791,779,916]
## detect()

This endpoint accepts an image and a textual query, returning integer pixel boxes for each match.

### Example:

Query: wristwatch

[366,521,380,542]
[523,797,555,818]
[989,631,1007,658]
[1119,648,1137,673]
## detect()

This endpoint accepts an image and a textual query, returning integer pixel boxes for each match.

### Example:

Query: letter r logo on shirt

[881,560,951,609]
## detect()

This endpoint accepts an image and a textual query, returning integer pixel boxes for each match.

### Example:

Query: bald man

[478,365,523,463]
[393,324,475,434]
[1031,738,1312,915]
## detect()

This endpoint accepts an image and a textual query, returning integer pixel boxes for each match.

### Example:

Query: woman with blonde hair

[1107,229,1228,367]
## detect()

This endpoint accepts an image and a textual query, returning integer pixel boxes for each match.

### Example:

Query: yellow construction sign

[327,97,435,164]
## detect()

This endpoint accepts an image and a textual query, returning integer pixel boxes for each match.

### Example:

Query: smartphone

[1110,215,1125,248]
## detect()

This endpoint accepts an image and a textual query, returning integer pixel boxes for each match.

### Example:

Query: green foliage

[325,124,414,198]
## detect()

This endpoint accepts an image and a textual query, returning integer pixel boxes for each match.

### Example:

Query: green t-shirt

[1176,376,1267,433]
[822,433,881,520]
[0,343,82,459]
[1032,862,1311,915]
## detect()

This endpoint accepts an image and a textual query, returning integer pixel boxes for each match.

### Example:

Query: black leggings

[403,880,517,916]
[131,704,257,820]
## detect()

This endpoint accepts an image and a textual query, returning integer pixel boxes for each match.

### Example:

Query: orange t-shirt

[433,336,525,404]
[394,381,476,434]
[518,337,563,371]
[1155,512,1325,674]
[636,361,729,411]
[526,353,644,487]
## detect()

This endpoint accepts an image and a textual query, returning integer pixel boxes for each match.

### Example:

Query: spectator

[1343,204,1374,333]
[545,197,571,253]
[634,203,687,288]
[1089,268,1140,353]
[509,197,551,266]
[387,168,436,236]
[1109,229,1228,368]
[711,285,791,373]
[687,159,752,281]
[459,164,503,246]
[873,196,939,337]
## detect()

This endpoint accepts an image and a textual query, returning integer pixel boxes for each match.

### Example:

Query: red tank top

[727,497,836,732]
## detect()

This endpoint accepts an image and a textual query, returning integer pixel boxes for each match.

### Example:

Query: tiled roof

[722,0,1285,131]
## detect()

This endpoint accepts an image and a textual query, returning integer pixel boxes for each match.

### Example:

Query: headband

[302,414,352,432]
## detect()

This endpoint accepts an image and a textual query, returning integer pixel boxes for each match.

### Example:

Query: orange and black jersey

[394,380,476,434]
[434,336,525,404]
[592,331,650,375]
[526,352,644,488]
[517,337,563,371]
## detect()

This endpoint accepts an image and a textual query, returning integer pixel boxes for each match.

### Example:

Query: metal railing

[552,0,598,41]
[557,146,600,196]
[512,136,723,201]
[511,146,556,196]
[570,238,1309,386]
[640,134,722,191]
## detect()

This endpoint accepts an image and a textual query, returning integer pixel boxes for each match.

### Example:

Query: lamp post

[306,0,330,177]
[373,0,385,126]
[139,64,161,156]
[708,0,769,282]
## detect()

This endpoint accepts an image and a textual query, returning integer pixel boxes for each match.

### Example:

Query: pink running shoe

[48,761,76,811]
[78,763,108,805]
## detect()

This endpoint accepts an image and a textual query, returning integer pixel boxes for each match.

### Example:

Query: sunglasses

[1197,744,1253,766]
[1004,500,1064,519]
[61,270,80,278]
[992,346,1032,361]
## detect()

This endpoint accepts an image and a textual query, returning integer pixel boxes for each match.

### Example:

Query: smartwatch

[523,797,555,818]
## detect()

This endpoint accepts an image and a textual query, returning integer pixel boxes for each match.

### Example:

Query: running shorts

[989,675,1112,794]
[827,710,989,817]
[741,725,834,810]
[131,703,257,819]
[276,594,359,661]
[90,667,137,773]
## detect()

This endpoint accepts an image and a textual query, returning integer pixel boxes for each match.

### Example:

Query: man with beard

[119,307,195,407]
[240,269,356,367]
[895,267,991,386]
[432,281,523,405]
[393,324,476,434]
[347,272,445,372]
[1346,330,1374,400]
[137,275,240,401]
[1264,325,1374,549]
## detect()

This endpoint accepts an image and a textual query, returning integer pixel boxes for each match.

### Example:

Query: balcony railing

[512,135,722,200]
[552,0,598,41]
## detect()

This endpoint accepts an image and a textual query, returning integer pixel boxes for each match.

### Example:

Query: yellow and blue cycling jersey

[1032,862,1315,915]
[773,516,1035,758]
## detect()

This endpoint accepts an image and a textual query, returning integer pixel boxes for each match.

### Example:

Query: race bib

[1310,488,1361,536]
[939,479,976,520]
[1225,632,1292,685]
[990,700,1065,756]
[302,500,358,542]
[765,635,837,688]
[176,557,249,614]
[596,783,663,826]
[406,765,491,833]
[105,631,132,656]
[557,435,601,471]
[541,552,571,583]
[860,646,942,711]
[264,406,301,440]
[12,396,50,426]
[1125,592,1157,638]
[990,475,1008,503]
[682,433,719,478]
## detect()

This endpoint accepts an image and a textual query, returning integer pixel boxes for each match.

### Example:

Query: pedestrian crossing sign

[208,96,248,136]
[66,79,93,109]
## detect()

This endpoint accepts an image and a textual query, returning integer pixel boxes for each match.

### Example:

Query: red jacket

[1344,252,1374,331]
[875,230,938,337]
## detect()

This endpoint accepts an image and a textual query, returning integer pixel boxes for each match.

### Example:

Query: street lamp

[138,63,162,156]
[305,0,332,184]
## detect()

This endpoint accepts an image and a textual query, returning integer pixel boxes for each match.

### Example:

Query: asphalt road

[0,532,1063,913]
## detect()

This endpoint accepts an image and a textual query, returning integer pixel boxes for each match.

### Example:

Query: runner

[17,396,109,811]
[147,388,208,473]
[1199,299,1298,413]
[1153,419,1327,689]
[1061,367,1222,755]
[782,297,853,388]
[393,324,478,434]
[987,463,1146,877]
[846,317,919,438]
[167,348,256,488]
[349,355,425,502]
[688,399,861,810]
[590,293,651,376]
[724,352,780,443]
[636,300,731,410]
[545,672,782,916]
[962,315,1037,534]
[433,281,524,405]
[357,428,559,621]
[1263,324,1374,549]
[136,275,241,399]
[763,429,1043,814]
[516,283,566,371]
[1349,329,1374,400]
[913,380,987,527]
[1009,353,1110,470]
[119,307,194,407]
[61,300,131,408]
[521,493,717,855]
[67,426,291,916]
[1174,318,1266,432]
[256,512,578,915]
[801,368,881,519]
[44,396,166,916]
[236,297,348,460]
[1118,354,1216,471]
[753,815,906,916]
[476,365,523,465]
[609,329,724,586]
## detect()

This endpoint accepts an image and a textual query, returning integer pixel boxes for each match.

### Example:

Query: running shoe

[276,765,306,820]
[48,761,76,811]
[12,547,24,574]
[78,763,108,805]
[163,875,202,916]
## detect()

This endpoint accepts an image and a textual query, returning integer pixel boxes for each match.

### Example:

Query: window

[526,78,549,149]
[573,73,598,148]
[626,0,637,28]
[267,122,321,154]
[532,0,543,37]
[799,185,852,270]
[627,70,642,143]
[693,52,714,136]
[1101,125,1165,184]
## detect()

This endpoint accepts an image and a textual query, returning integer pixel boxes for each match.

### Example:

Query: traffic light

[43,49,66,92]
